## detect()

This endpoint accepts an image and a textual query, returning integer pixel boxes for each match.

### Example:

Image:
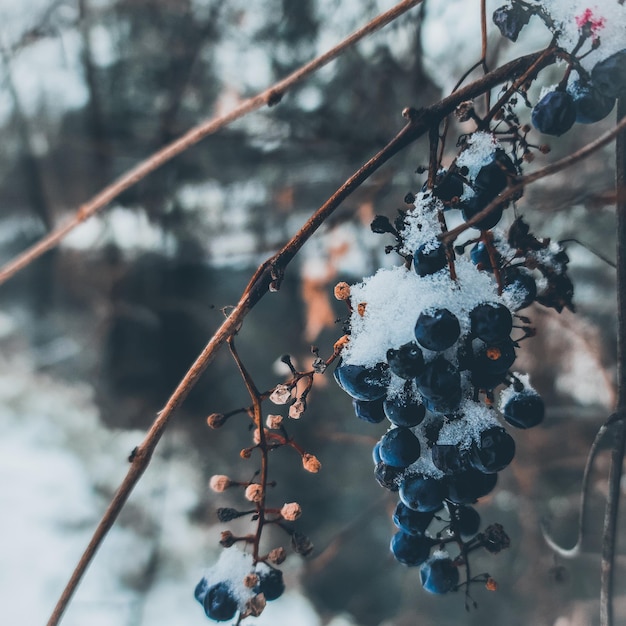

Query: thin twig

[0,0,425,289]
[46,49,555,626]
[600,97,626,626]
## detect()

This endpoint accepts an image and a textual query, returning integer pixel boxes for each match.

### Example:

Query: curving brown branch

[0,0,425,289]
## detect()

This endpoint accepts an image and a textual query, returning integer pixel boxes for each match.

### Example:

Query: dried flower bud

[291,531,314,556]
[481,523,511,554]
[245,483,264,502]
[220,530,236,548]
[334,281,351,300]
[486,577,498,591]
[240,447,253,459]
[209,475,232,492]
[333,335,349,354]
[357,302,367,317]
[302,453,321,473]
[280,502,302,521]
[270,384,292,405]
[266,414,283,429]
[268,547,287,565]
[206,413,226,429]
[245,594,266,617]
[269,280,280,292]
[289,399,305,419]
[539,144,551,154]
[244,573,259,589]
[217,507,246,522]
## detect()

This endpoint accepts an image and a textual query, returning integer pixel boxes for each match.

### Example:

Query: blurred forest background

[0,0,622,625]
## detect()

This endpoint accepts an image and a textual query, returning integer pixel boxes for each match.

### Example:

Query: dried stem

[600,97,626,626]
[0,0,425,289]
[227,337,267,563]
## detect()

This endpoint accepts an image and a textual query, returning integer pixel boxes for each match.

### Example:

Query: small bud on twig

[357,302,367,316]
[302,453,321,473]
[245,483,264,502]
[280,502,302,521]
[244,573,259,588]
[207,413,227,429]
[220,530,236,547]
[334,281,351,300]
[245,594,266,617]
[217,507,249,522]
[266,414,283,429]
[270,384,292,405]
[289,399,305,419]
[209,475,232,492]
[268,547,287,564]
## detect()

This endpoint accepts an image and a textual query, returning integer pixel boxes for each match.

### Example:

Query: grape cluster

[194,551,285,622]
[333,136,569,594]
[495,3,625,136]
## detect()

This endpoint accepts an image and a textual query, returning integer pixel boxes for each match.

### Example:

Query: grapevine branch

[45,48,556,626]
[0,0,425,289]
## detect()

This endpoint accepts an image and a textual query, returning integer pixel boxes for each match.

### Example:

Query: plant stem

[600,97,626,626]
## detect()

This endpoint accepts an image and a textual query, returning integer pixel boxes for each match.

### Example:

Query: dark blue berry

[194,577,209,603]
[591,49,626,99]
[383,394,426,427]
[374,461,402,491]
[503,267,537,310]
[420,557,460,594]
[431,444,471,475]
[430,169,465,205]
[379,427,421,468]
[568,79,615,124]
[461,192,504,231]
[532,90,576,136]
[469,339,516,389]
[469,303,513,343]
[386,341,425,379]
[492,4,531,42]
[414,308,461,352]
[254,568,285,601]
[502,391,545,429]
[453,505,481,537]
[390,531,434,566]
[414,241,447,276]
[416,356,462,412]
[392,501,436,535]
[352,398,386,424]
[447,468,498,504]
[470,427,515,473]
[203,582,238,622]
[334,362,390,401]
[399,474,446,512]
